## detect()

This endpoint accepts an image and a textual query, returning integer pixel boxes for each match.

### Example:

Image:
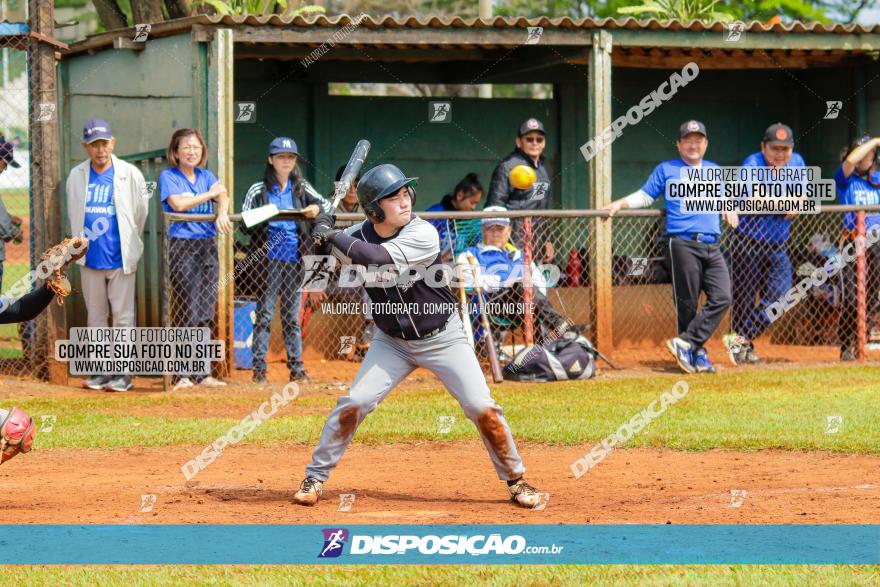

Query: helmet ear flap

[366,203,385,223]
[407,185,417,207]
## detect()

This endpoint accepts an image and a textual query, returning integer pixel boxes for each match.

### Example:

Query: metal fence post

[856,210,867,361]
[161,214,171,391]
[588,30,614,355]
[208,28,234,379]
[28,0,66,383]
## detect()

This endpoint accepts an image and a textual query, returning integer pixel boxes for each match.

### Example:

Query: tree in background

[70,0,877,31]
[428,0,870,23]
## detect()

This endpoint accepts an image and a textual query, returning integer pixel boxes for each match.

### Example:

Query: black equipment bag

[503,331,597,382]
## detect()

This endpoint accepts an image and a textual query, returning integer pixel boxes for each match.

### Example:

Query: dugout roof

[67,14,880,71]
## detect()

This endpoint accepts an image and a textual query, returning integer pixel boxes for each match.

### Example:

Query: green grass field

[14,365,880,452]
[4,365,879,585]
[1,564,878,586]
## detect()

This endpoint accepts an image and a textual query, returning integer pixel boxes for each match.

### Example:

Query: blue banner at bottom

[0,525,877,564]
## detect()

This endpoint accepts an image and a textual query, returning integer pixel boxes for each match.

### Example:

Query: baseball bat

[458,271,475,348]
[467,253,503,383]
[299,293,315,341]
[521,218,535,345]
[331,139,371,210]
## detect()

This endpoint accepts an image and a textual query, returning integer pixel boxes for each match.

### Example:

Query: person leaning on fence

[0,136,23,288]
[456,206,573,358]
[66,120,149,393]
[603,120,737,375]
[487,118,555,264]
[834,135,880,361]
[426,172,484,262]
[241,137,332,383]
[723,123,805,367]
[160,128,232,390]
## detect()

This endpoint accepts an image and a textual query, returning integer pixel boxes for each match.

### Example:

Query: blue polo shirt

[736,151,806,244]
[642,159,721,236]
[84,165,123,269]
[835,165,880,232]
[159,167,218,240]
[266,179,299,263]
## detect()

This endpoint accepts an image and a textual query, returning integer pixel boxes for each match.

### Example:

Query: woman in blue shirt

[835,135,880,361]
[159,128,232,389]
[241,137,329,383]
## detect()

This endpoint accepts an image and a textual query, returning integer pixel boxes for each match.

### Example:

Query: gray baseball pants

[304,312,525,482]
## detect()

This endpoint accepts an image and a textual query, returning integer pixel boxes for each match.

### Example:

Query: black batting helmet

[357,164,418,222]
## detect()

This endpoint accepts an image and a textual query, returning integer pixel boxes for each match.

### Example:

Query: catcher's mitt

[40,236,89,304]
[0,406,35,465]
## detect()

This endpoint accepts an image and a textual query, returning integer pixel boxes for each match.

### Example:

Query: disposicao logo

[319,528,349,558]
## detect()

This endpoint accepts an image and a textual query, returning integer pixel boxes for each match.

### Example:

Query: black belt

[420,315,452,339]
[670,232,719,244]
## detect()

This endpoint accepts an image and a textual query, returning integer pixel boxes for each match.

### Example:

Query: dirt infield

[3,443,878,525]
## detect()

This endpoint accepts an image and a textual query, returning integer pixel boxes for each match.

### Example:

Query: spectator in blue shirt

[66,120,149,392]
[426,172,483,261]
[604,120,738,375]
[834,135,880,361]
[160,128,232,389]
[456,206,571,358]
[241,137,331,383]
[724,123,804,366]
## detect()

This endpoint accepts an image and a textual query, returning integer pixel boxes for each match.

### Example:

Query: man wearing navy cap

[487,118,555,264]
[724,123,804,365]
[66,119,149,392]
[604,120,737,374]
[0,136,21,173]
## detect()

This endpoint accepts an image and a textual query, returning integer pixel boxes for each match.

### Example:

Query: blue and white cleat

[693,347,716,374]
[666,337,696,374]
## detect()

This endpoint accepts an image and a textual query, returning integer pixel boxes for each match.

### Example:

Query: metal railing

[158,204,880,387]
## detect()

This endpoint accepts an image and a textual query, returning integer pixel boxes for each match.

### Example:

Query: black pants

[0,284,54,324]
[838,241,880,352]
[487,283,566,341]
[668,237,732,348]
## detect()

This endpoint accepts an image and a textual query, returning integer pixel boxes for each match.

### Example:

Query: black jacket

[240,178,333,255]
[487,148,552,211]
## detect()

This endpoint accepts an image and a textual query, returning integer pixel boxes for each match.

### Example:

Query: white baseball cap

[482,205,510,227]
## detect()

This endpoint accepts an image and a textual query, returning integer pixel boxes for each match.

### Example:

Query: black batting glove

[313,213,336,232]
[312,225,342,248]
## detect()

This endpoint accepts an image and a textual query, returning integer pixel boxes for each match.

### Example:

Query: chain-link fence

[0,31,33,378]
[161,205,880,387]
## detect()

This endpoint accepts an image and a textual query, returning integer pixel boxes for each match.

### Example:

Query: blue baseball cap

[83,119,113,143]
[0,136,20,169]
[268,137,298,155]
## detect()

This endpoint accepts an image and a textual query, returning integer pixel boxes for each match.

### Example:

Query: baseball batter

[293,163,542,508]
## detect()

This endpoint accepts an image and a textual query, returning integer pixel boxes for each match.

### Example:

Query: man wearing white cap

[66,119,149,392]
[456,206,570,350]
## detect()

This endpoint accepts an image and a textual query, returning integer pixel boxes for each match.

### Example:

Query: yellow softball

[509,164,537,190]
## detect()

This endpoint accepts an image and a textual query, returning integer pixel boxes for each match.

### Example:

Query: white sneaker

[200,376,227,387]
[508,478,543,509]
[293,477,323,506]
[172,377,194,390]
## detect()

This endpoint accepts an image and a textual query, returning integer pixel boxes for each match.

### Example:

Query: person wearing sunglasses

[487,118,555,264]
[835,134,880,361]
